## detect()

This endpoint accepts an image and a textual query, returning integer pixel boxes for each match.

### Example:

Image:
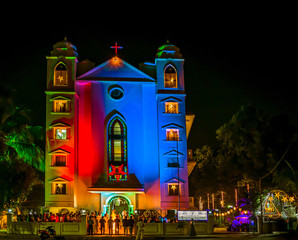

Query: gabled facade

[45,39,193,215]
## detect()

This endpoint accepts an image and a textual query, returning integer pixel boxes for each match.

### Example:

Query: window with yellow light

[166,129,179,141]
[165,102,178,113]
[164,65,177,88]
[52,182,67,195]
[168,184,179,196]
[54,62,68,86]
[53,100,68,113]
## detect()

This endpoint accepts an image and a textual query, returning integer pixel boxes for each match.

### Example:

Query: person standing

[114,215,121,235]
[90,212,96,234]
[95,215,100,234]
[104,213,109,234]
[190,218,196,236]
[128,215,135,236]
[87,216,94,235]
[122,209,128,219]
[122,216,129,235]
[135,217,145,240]
[107,217,113,235]
[99,216,106,234]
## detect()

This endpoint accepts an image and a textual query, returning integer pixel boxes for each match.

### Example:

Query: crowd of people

[14,209,177,239]
[87,213,135,235]
[16,211,82,223]
[85,209,177,238]
[86,210,139,236]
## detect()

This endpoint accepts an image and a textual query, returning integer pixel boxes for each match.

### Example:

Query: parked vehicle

[38,226,56,240]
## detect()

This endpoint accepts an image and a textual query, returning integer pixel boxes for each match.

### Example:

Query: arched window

[108,117,128,181]
[164,64,177,88]
[54,62,68,86]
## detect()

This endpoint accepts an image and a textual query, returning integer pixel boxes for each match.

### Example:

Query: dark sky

[1,9,296,149]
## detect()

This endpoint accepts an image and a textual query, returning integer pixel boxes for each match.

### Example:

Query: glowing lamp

[81,209,86,215]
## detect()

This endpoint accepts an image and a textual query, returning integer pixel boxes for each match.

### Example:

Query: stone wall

[7,214,214,236]
[7,214,87,236]
[144,218,214,236]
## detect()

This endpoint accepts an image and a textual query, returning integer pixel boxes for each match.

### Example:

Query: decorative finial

[64,36,67,41]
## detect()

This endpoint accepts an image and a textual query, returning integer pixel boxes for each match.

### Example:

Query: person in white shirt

[135,217,145,240]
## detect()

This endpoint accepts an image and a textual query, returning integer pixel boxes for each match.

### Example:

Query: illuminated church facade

[45,39,194,215]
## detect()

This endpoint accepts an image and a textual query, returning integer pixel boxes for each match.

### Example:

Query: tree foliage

[190,105,297,208]
[0,104,44,171]
[0,84,44,211]
[0,159,39,210]
[215,105,297,192]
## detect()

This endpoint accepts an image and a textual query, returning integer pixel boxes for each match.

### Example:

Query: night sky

[1,10,295,149]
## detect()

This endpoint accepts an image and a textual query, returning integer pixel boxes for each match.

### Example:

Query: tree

[190,145,236,208]
[0,159,39,210]
[190,105,297,209]
[0,104,44,171]
[0,84,44,211]
[215,105,297,193]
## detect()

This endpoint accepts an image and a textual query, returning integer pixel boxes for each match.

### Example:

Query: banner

[177,211,208,221]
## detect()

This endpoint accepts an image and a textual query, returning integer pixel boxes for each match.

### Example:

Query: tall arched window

[108,117,128,181]
[164,64,177,88]
[54,62,68,86]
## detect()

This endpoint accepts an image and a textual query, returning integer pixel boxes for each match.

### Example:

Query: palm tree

[0,84,44,210]
[0,86,44,171]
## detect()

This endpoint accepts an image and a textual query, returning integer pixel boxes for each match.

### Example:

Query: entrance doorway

[108,196,129,216]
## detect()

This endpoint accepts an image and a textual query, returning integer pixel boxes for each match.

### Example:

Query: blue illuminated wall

[75,57,161,211]
[141,42,189,211]
[156,59,189,210]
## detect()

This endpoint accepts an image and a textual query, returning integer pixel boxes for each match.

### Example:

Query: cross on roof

[110,42,123,55]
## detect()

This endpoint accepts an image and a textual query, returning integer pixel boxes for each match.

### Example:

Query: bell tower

[155,41,189,212]
[45,38,78,211]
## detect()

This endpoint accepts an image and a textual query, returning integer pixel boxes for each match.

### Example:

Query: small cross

[110,42,123,55]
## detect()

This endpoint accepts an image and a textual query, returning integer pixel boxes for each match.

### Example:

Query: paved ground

[0,232,297,240]
[0,228,297,240]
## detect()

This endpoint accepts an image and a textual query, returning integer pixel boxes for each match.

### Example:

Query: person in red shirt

[55,213,59,222]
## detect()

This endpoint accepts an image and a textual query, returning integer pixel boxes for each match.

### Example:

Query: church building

[45,39,194,216]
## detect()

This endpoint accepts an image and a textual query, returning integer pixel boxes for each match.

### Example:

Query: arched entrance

[108,196,130,216]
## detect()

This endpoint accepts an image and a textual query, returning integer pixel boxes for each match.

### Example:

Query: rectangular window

[168,184,179,196]
[53,100,68,112]
[166,129,179,141]
[113,140,122,161]
[52,155,67,166]
[54,183,67,194]
[55,128,67,140]
[165,102,178,114]
[167,157,180,168]
[54,70,67,86]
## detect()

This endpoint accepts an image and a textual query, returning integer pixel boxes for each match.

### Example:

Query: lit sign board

[177,211,208,221]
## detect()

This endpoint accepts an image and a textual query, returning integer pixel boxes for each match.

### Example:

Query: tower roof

[77,56,155,82]
[156,40,182,59]
[51,37,78,57]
